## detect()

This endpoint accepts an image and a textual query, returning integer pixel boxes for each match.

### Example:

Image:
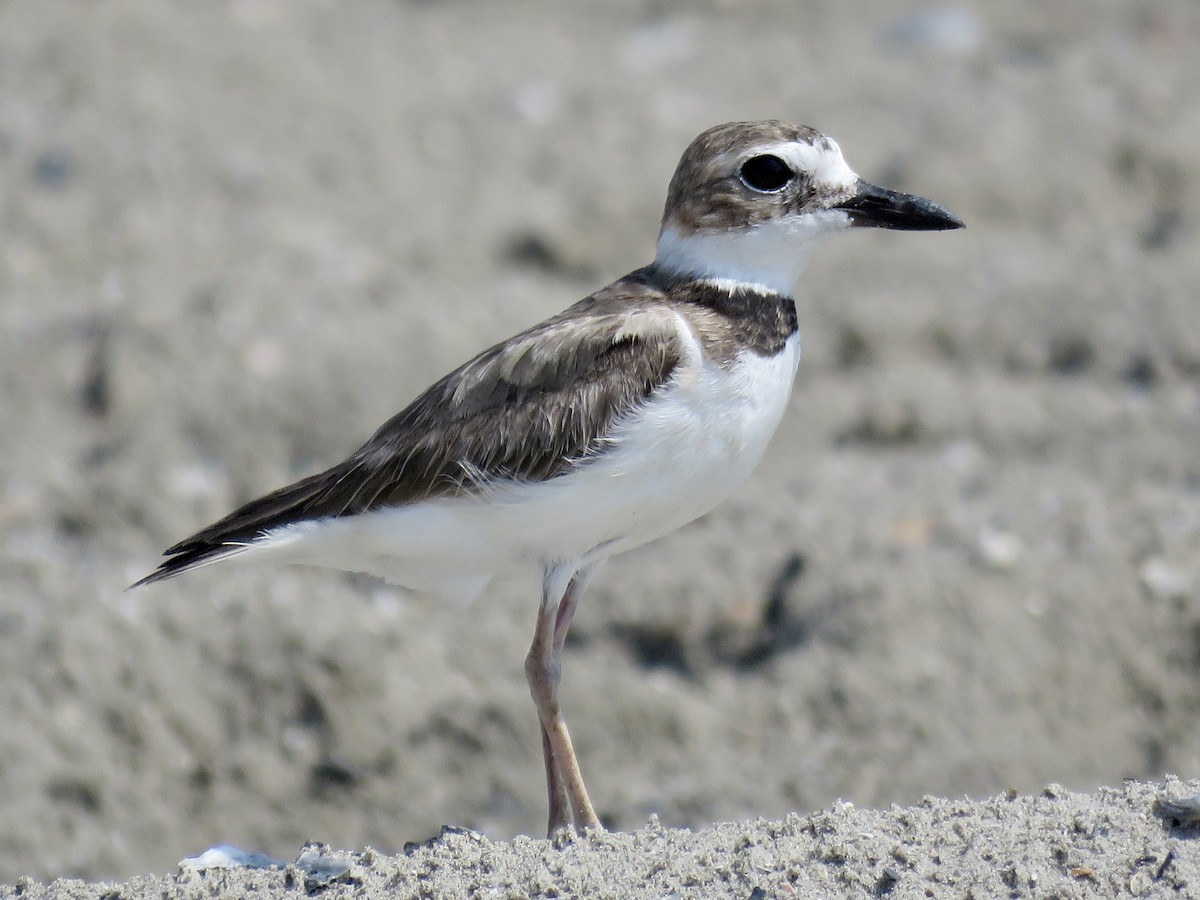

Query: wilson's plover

[136,121,963,835]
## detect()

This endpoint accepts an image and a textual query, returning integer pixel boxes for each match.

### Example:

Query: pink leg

[538,722,570,832]
[525,561,603,835]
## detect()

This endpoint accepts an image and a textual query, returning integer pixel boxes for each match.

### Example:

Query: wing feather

[134,278,684,586]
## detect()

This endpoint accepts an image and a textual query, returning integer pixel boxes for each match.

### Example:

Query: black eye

[739,154,794,192]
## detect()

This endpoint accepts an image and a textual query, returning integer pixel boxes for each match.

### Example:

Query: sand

[8,781,1200,898]
[2,1,1199,896]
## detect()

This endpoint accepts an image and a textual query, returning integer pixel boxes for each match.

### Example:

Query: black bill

[836,180,964,231]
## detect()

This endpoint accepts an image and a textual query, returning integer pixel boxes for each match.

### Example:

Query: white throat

[655,210,852,298]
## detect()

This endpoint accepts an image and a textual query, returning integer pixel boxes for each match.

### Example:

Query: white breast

[573,327,802,557]
[244,328,802,603]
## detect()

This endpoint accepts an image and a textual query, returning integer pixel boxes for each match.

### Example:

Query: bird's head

[656,121,963,297]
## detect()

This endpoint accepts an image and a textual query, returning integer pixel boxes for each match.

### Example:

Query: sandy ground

[7,780,1200,899]
[2,0,1199,895]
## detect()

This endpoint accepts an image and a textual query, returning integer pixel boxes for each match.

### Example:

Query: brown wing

[134,278,683,586]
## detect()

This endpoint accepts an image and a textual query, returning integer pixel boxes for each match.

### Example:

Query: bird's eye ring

[739,155,794,193]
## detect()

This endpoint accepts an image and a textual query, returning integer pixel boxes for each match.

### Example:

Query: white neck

[655,211,851,298]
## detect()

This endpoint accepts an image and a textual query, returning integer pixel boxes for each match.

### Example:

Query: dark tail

[130,464,355,588]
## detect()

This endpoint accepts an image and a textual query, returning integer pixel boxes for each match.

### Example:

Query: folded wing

[134,283,683,586]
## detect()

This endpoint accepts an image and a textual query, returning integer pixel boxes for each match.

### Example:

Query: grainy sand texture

[2,1,1199,897]
[9,782,1200,898]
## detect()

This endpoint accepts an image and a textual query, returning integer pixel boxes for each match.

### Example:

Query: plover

[136,121,962,835]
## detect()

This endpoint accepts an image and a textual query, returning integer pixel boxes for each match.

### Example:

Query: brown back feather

[137,273,685,584]
[137,266,799,586]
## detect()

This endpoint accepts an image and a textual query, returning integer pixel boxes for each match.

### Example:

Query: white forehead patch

[767,136,859,194]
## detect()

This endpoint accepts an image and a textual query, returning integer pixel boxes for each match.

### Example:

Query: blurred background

[2,0,1198,882]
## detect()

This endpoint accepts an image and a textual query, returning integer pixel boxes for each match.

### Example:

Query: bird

[135,120,963,836]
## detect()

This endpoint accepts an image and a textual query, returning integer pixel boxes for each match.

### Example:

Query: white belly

[255,333,801,601]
